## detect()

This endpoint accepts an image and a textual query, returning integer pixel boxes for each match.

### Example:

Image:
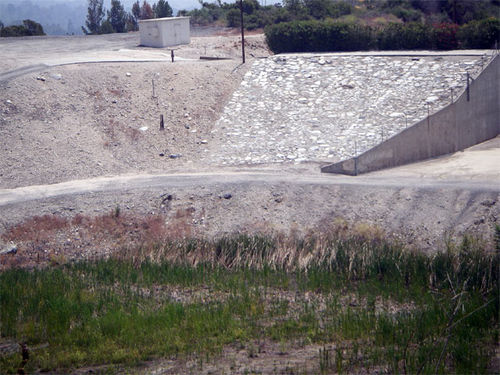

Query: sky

[0,0,213,12]
[0,0,208,34]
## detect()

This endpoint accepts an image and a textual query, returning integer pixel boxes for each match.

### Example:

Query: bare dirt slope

[0,33,268,189]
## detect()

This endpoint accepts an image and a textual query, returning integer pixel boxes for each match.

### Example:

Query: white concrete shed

[138,17,190,48]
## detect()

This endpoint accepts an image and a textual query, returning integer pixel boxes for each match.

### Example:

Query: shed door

[174,23,181,43]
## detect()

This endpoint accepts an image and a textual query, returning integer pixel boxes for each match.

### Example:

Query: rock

[6,100,12,104]
[0,243,17,255]
[161,194,173,203]
[169,154,182,159]
[159,153,165,157]
[125,72,132,77]
[200,140,208,144]
[426,96,439,103]
[474,216,485,225]
[50,73,62,80]
[112,100,117,104]
[139,126,148,132]
[222,193,232,199]
[481,199,496,207]
[36,76,46,82]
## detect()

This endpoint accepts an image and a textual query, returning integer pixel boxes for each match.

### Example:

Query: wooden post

[239,0,245,64]
[160,114,164,131]
[171,50,174,63]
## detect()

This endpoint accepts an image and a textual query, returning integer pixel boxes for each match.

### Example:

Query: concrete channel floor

[370,135,500,182]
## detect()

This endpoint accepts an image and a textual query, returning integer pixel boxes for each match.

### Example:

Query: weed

[0,228,497,373]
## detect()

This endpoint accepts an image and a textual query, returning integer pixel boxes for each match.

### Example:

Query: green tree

[82,0,105,35]
[0,19,45,37]
[99,19,115,34]
[154,0,173,18]
[304,0,331,19]
[126,13,138,31]
[283,0,307,19]
[226,8,241,27]
[0,20,4,30]
[108,0,127,33]
[127,0,141,31]
[1,25,28,37]
[132,0,141,20]
[140,0,154,20]
[22,19,45,35]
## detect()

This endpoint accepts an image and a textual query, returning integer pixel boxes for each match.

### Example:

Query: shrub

[0,19,45,37]
[390,6,423,22]
[432,22,459,50]
[458,17,500,49]
[226,8,241,27]
[377,22,432,50]
[265,17,500,53]
[265,20,374,53]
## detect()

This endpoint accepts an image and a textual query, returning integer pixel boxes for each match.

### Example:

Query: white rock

[126,72,132,77]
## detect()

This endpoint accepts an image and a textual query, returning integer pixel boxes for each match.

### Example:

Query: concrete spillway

[209,52,492,166]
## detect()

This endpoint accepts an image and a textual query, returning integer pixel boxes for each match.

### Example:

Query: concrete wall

[139,17,190,48]
[322,54,500,175]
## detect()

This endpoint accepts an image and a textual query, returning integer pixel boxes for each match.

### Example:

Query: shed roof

[138,16,190,23]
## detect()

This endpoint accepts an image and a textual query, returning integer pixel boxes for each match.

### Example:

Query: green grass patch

[1,231,498,373]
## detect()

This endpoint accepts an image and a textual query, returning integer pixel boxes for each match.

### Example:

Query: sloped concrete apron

[210,51,492,167]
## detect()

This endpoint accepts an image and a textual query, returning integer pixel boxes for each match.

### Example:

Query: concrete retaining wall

[321,54,500,175]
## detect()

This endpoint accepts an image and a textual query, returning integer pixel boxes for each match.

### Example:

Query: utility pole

[240,0,245,64]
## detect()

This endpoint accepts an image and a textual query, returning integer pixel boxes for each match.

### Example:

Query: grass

[0,225,498,374]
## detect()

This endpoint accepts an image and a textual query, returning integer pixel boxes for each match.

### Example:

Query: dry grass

[2,215,69,243]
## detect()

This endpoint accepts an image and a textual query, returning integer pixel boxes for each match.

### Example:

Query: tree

[283,0,307,18]
[127,0,141,31]
[0,19,45,37]
[226,8,241,27]
[140,0,154,20]
[83,0,105,35]
[0,20,3,30]
[126,13,139,31]
[132,1,141,20]
[99,19,115,34]
[108,0,127,33]
[154,0,173,18]
[22,19,45,35]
